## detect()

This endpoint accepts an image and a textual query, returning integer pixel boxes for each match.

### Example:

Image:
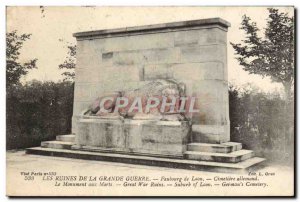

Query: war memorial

[26,18,265,173]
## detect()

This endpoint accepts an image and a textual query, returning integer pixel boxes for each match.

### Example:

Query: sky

[6,6,294,93]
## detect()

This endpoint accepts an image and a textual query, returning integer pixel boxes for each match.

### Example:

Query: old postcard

[6,6,294,197]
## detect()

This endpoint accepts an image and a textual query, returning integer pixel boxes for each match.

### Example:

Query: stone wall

[72,18,231,143]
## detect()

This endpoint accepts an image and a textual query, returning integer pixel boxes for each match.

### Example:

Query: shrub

[6,80,74,150]
[229,84,294,165]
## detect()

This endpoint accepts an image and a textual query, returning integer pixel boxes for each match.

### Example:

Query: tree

[6,31,37,87]
[59,44,76,82]
[231,8,294,100]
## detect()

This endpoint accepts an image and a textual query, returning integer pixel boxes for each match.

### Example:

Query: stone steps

[184,149,254,163]
[41,134,75,150]
[30,134,265,173]
[26,146,266,173]
[56,134,75,142]
[41,141,73,150]
[187,142,242,153]
[185,141,257,164]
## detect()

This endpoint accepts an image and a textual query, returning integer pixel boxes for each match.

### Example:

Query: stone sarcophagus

[72,18,231,156]
[27,18,265,173]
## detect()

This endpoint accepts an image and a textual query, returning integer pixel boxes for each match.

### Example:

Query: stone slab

[56,134,75,142]
[71,145,183,159]
[222,142,243,152]
[171,62,224,81]
[41,141,73,150]
[73,18,230,39]
[76,119,125,148]
[187,142,242,153]
[92,32,175,53]
[144,64,173,80]
[25,147,265,174]
[179,44,226,63]
[184,149,254,163]
[192,125,230,144]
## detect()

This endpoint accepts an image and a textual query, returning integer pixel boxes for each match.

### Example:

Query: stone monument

[27,18,265,173]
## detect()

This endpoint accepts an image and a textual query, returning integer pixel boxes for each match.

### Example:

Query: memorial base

[26,132,266,173]
[75,118,191,158]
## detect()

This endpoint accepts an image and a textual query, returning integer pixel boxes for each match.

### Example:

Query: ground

[6,150,294,197]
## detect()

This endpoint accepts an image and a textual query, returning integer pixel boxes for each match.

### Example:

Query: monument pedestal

[73,118,191,158]
[192,125,230,143]
[27,116,265,173]
[27,134,265,173]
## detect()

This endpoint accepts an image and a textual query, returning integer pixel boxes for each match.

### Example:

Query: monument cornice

[73,18,231,40]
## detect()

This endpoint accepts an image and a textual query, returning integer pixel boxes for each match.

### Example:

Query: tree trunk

[283,81,292,102]
[282,81,293,160]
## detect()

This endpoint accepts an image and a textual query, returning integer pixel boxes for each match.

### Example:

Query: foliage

[6,81,74,150]
[59,44,76,82]
[229,84,294,165]
[6,31,38,87]
[231,8,294,100]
